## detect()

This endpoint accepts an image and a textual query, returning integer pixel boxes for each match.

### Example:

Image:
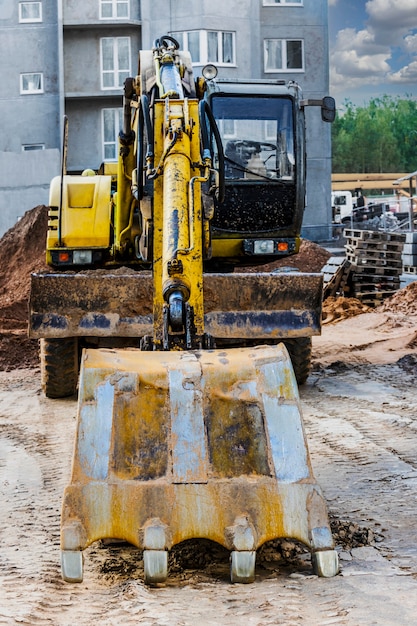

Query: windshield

[211,95,295,182]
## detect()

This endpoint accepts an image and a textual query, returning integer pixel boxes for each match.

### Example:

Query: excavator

[29,36,338,584]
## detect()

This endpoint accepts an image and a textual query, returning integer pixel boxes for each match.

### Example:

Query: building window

[218,119,237,138]
[171,30,235,65]
[263,1,303,5]
[22,144,45,151]
[100,0,129,19]
[20,72,44,94]
[100,37,131,89]
[19,2,42,22]
[264,120,276,140]
[102,108,122,160]
[264,39,304,72]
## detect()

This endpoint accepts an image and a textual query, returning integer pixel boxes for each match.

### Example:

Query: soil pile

[322,296,373,324]
[247,239,331,273]
[0,205,48,370]
[377,281,417,315]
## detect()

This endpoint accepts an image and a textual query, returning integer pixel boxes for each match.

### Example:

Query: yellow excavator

[29,36,338,584]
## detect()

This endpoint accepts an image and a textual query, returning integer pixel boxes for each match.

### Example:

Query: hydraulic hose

[133,100,144,201]
[199,100,225,203]
[140,94,155,178]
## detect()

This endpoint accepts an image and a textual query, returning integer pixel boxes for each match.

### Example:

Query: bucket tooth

[312,550,339,578]
[61,550,83,583]
[142,518,169,584]
[227,516,257,583]
[61,343,338,582]
[143,550,168,584]
[230,551,256,584]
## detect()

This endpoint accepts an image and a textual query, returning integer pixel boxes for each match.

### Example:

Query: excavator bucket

[61,343,338,584]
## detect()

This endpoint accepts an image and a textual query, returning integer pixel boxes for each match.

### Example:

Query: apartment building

[0,0,331,239]
[0,1,61,234]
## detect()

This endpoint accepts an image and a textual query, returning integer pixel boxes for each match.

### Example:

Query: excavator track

[40,338,79,398]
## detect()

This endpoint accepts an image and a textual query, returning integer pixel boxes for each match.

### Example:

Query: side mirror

[321,96,336,123]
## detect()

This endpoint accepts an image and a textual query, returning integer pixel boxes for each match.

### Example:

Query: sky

[328,0,417,108]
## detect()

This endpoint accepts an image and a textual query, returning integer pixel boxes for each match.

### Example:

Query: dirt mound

[246,239,331,273]
[0,205,48,370]
[377,281,417,315]
[0,205,48,319]
[322,296,373,324]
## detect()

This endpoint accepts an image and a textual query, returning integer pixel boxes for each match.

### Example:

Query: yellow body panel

[47,175,112,249]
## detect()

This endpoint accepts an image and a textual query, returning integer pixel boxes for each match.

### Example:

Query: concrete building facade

[0,0,331,239]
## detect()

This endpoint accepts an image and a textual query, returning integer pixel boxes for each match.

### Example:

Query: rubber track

[283,337,312,385]
[40,338,78,398]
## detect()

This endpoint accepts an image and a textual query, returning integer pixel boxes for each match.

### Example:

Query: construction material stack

[401,232,417,287]
[344,228,405,306]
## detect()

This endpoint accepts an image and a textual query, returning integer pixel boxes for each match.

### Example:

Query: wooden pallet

[349,263,401,277]
[343,229,406,243]
[345,239,404,253]
[322,257,351,298]
[351,273,400,285]
[346,247,403,262]
[346,254,403,268]
[354,291,396,305]
[353,282,399,295]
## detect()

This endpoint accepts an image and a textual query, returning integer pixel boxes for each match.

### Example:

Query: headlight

[73,250,93,264]
[202,64,218,80]
[254,240,275,254]
[243,238,294,255]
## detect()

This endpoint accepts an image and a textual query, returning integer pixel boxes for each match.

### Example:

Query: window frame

[264,38,304,73]
[170,30,236,66]
[19,1,42,23]
[22,144,45,151]
[20,72,44,94]
[99,0,130,20]
[100,37,131,90]
[102,107,123,161]
[263,0,303,6]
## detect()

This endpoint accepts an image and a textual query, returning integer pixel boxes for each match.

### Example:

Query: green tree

[331,96,416,173]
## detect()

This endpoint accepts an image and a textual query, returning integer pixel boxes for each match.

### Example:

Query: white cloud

[330,28,391,93]
[330,1,417,96]
[388,60,417,83]
[366,0,417,45]
[366,0,417,28]
[404,34,417,53]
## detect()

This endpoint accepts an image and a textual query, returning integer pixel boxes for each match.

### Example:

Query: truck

[29,36,338,584]
[332,190,393,225]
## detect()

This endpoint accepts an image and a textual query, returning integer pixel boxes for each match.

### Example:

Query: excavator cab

[202,82,306,268]
[29,36,338,585]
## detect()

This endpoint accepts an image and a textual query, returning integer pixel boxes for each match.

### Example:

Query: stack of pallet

[343,229,405,306]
